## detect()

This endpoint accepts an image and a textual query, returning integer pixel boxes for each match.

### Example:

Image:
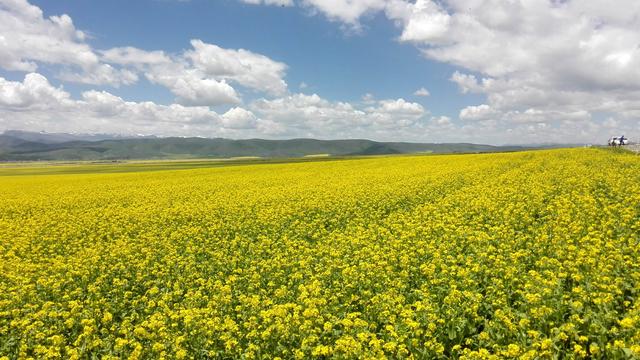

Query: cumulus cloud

[3,73,638,144]
[0,0,138,86]
[150,70,241,107]
[402,1,640,91]
[396,1,640,133]
[397,0,450,43]
[0,73,433,141]
[450,72,482,94]
[99,41,289,106]
[0,73,257,136]
[250,93,428,138]
[431,115,453,128]
[413,87,430,96]
[370,98,424,116]
[103,48,242,107]
[222,107,258,129]
[0,73,71,109]
[459,104,496,121]
[186,39,288,96]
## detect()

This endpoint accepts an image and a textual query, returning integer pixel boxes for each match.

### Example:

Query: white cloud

[58,64,139,87]
[250,93,355,132]
[222,107,258,129]
[150,70,241,107]
[300,0,387,26]
[295,0,413,30]
[111,48,244,107]
[399,1,640,89]
[0,73,71,109]
[371,98,424,116]
[365,98,426,128]
[459,104,495,121]
[0,74,434,140]
[0,73,256,136]
[240,0,294,6]
[99,40,289,106]
[186,39,288,96]
[0,73,431,140]
[398,0,450,43]
[0,0,137,86]
[0,0,91,71]
[101,47,172,66]
[250,93,427,138]
[450,71,482,94]
[413,87,430,96]
[431,115,451,125]
[395,0,640,133]
[3,73,639,144]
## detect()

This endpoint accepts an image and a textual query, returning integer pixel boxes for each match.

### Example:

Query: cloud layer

[0,73,440,140]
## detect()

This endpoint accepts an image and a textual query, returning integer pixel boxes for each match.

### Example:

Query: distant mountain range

[1,130,154,144]
[0,130,553,161]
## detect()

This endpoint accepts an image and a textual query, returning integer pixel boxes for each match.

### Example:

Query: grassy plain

[1,148,639,359]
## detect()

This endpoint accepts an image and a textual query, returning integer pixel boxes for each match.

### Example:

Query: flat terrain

[1,149,639,359]
[0,156,368,176]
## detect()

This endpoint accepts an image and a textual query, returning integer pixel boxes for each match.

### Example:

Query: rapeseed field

[1,148,639,359]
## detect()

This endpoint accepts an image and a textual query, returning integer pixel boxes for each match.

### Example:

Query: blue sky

[0,0,639,144]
